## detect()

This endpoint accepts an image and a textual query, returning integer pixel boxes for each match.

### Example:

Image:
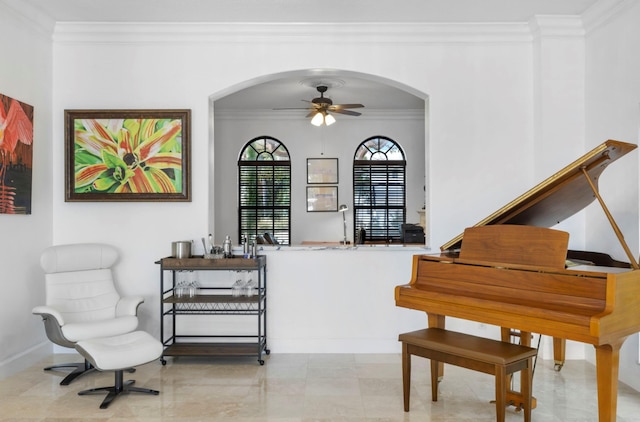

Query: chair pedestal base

[44,359,95,385]
[78,369,159,409]
[44,359,135,385]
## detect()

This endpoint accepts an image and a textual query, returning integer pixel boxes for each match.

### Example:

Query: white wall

[0,3,54,377]
[530,16,588,248]
[583,0,640,392]
[214,110,425,245]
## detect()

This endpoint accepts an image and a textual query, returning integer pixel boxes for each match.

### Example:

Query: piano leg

[553,337,566,371]
[402,342,411,411]
[594,341,624,422]
[427,313,445,329]
[427,313,445,382]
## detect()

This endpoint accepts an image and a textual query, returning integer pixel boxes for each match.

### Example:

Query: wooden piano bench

[399,328,537,422]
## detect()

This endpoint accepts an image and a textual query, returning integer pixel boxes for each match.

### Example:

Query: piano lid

[441,140,637,251]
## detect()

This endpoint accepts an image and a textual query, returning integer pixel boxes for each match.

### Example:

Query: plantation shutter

[238,137,291,245]
[353,160,406,242]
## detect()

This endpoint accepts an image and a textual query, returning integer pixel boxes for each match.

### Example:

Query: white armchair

[32,243,144,385]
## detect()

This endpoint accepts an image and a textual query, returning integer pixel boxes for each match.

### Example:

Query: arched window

[353,136,406,242]
[238,136,291,245]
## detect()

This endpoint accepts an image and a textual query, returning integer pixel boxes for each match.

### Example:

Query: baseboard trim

[0,342,51,380]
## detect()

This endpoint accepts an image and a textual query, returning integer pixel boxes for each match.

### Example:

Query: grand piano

[395,140,639,422]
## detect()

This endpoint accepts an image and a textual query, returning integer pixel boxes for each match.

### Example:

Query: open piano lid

[441,140,637,252]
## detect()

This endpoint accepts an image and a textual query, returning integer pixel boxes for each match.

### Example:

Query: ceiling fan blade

[331,109,361,116]
[302,100,323,109]
[330,104,364,110]
[275,101,322,111]
[275,87,364,120]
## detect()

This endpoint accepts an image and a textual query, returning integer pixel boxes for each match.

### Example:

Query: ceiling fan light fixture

[324,113,336,126]
[310,110,336,127]
[310,112,324,126]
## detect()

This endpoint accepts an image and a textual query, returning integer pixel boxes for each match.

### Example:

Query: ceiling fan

[278,85,365,126]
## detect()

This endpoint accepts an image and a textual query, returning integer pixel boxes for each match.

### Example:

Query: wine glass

[231,271,245,297]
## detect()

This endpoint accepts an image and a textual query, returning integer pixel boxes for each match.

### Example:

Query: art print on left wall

[0,93,33,214]
[65,109,191,202]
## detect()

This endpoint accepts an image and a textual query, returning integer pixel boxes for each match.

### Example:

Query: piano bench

[399,328,537,422]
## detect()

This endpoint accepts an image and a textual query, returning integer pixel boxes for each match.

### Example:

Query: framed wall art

[0,93,33,214]
[65,109,191,202]
[306,186,338,212]
[307,158,338,184]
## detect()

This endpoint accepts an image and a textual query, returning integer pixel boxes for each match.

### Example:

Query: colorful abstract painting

[0,94,33,214]
[65,109,191,202]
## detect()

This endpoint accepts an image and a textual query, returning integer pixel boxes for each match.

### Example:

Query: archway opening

[209,69,429,246]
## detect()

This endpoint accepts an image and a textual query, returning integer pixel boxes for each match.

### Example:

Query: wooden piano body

[395,140,640,422]
[398,226,640,345]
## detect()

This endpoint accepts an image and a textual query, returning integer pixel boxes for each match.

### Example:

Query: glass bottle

[223,235,232,258]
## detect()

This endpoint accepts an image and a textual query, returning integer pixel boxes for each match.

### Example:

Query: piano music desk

[399,328,537,422]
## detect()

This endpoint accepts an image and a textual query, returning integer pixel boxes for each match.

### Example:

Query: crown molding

[582,0,637,35]
[0,0,55,38]
[528,15,585,39]
[52,21,534,45]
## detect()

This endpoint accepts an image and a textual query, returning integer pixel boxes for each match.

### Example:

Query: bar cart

[157,255,269,365]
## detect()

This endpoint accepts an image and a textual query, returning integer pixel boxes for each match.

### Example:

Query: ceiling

[8,0,601,115]
[14,0,600,23]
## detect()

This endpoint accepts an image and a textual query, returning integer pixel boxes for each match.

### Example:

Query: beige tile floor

[0,352,639,421]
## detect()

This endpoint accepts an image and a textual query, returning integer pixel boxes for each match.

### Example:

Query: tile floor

[0,352,639,421]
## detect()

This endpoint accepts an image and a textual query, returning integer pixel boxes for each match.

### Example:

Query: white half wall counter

[261,245,429,353]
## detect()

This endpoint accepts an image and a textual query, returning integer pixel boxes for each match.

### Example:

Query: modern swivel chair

[32,243,144,385]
